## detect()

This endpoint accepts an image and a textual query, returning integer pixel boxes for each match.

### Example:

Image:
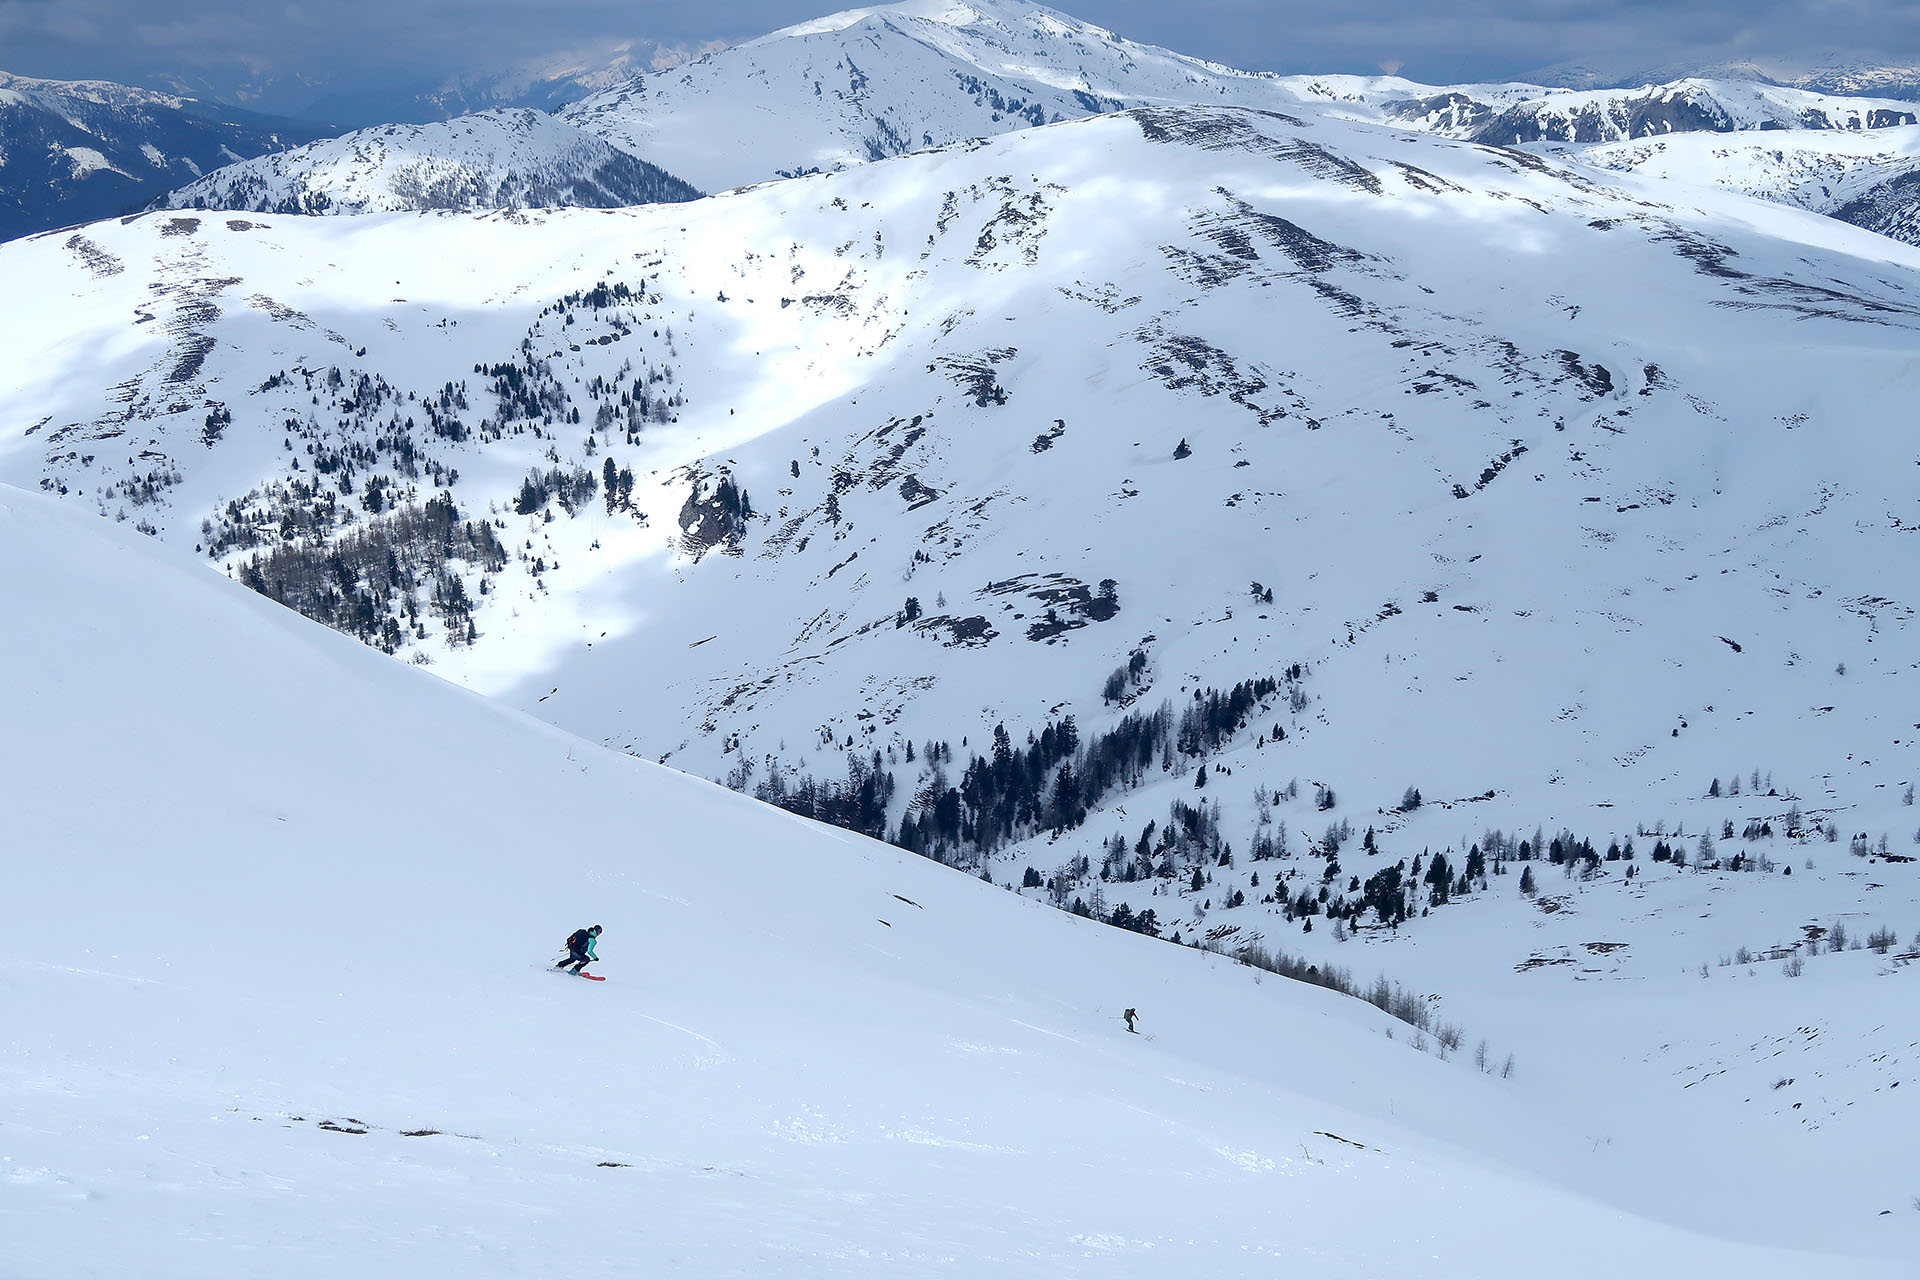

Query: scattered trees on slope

[236,493,505,651]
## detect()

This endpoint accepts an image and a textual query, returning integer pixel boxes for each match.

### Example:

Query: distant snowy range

[4,2,1920,1276]
[0,71,326,241]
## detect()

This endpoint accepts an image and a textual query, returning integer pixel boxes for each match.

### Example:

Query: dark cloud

[6,0,1920,115]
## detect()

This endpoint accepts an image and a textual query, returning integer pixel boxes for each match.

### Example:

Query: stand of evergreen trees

[889,675,1287,863]
[752,750,897,841]
[192,278,690,662]
[513,464,599,516]
[236,493,505,651]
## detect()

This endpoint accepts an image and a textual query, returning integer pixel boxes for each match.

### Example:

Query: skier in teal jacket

[557,924,601,974]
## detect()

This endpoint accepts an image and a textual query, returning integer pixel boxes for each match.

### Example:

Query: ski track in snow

[629,1010,732,1065]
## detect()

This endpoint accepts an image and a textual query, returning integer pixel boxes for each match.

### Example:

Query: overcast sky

[5,0,1919,114]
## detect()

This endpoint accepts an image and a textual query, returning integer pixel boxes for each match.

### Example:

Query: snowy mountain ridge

[5,101,1917,1043]
[136,0,1920,236]
[549,0,1920,195]
[1564,125,1920,247]
[1791,62,1920,101]
[557,0,1288,192]
[0,69,321,241]
[157,108,702,217]
[1455,76,1916,144]
[1528,53,1920,102]
[1281,72,1919,141]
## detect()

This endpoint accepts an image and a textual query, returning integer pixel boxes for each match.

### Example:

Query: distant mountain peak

[1527,52,1920,102]
[158,107,701,217]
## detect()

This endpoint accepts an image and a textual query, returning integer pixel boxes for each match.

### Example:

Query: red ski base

[550,966,606,980]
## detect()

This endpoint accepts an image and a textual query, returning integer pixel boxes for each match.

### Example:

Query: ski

[545,965,606,980]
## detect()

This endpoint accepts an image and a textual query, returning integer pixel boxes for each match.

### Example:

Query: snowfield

[4,481,1908,1277]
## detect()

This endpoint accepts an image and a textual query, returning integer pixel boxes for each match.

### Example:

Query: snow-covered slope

[1531,55,1920,103]
[10,477,1883,1275]
[1790,62,1920,101]
[157,108,701,216]
[558,0,1313,191]
[4,95,1918,1008]
[1277,73,1920,143]
[550,0,1920,195]
[1829,165,1920,244]
[1576,125,1920,246]
[1464,77,1917,145]
[0,71,320,241]
[138,0,1920,242]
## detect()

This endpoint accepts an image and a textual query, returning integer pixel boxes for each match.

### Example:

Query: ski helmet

[590,924,602,935]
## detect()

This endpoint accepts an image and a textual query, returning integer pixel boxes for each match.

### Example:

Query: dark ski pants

[557,952,591,973]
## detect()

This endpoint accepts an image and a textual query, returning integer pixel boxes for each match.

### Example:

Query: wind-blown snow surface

[158,108,701,216]
[3,480,1869,1276]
